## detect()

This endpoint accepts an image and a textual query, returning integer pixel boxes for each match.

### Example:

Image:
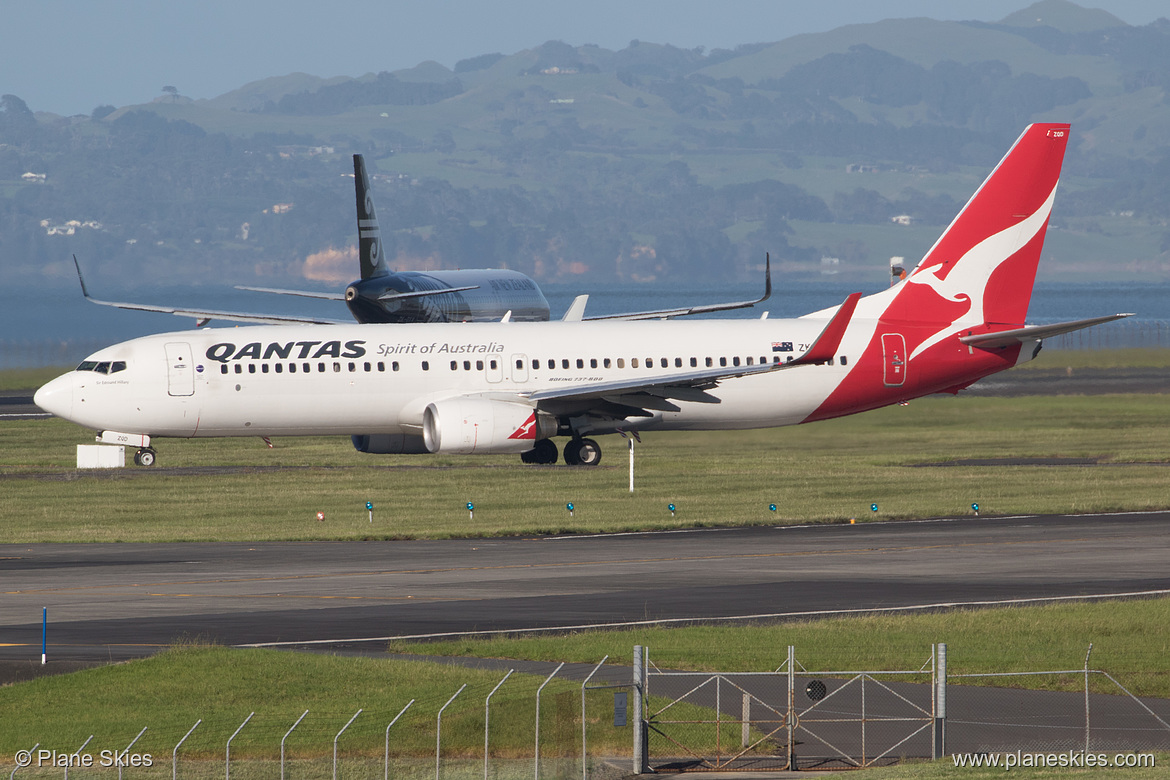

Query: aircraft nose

[34,373,74,420]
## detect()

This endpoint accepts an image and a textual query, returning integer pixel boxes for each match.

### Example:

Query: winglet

[72,254,93,299]
[789,292,861,366]
[562,294,589,322]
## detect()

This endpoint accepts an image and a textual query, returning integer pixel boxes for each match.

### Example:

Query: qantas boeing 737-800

[36,124,1128,466]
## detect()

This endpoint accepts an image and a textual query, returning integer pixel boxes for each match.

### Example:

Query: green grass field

[4,387,1170,543]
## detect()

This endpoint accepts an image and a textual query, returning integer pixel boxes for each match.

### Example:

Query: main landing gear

[133,447,157,467]
[520,437,603,466]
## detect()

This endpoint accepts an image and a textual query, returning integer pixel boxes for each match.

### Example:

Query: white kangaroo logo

[905,183,1058,361]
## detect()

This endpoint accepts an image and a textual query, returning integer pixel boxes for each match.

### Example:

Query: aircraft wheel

[521,438,558,465]
[564,438,601,467]
[134,448,157,467]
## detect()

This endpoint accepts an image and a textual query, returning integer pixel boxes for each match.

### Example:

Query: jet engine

[351,433,429,454]
[422,399,557,454]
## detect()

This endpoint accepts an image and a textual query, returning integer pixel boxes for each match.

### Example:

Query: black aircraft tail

[354,154,387,280]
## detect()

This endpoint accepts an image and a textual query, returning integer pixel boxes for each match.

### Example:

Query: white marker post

[628,438,634,493]
[41,607,46,665]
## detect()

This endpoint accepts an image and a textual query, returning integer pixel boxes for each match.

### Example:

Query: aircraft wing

[524,293,859,413]
[74,257,348,326]
[960,313,1133,350]
[566,255,773,322]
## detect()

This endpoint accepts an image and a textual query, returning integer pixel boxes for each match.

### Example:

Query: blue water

[3,280,1167,369]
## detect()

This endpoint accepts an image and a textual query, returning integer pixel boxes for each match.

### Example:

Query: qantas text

[205,340,367,363]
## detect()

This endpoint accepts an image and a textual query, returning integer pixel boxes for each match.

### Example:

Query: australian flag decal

[772,341,793,352]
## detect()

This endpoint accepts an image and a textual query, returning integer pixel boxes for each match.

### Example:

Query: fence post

[581,656,609,780]
[632,646,644,774]
[281,711,308,780]
[384,700,414,780]
[436,684,467,780]
[1084,643,1093,753]
[485,670,514,780]
[535,662,565,780]
[787,646,795,770]
[226,713,254,780]
[65,735,93,780]
[333,709,362,780]
[173,721,200,780]
[118,728,147,780]
[10,743,38,780]
[934,644,947,759]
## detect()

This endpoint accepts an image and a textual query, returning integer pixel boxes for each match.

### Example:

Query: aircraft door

[511,353,529,383]
[164,342,195,397]
[881,333,906,387]
[486,354,503,384]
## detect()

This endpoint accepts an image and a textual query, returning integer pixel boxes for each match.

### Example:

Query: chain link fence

[4,646,1167,777]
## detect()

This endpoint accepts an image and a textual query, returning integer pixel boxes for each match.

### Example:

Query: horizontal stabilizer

[377,284,479,302]
[234,285,345,301]
[960,313,1133,349]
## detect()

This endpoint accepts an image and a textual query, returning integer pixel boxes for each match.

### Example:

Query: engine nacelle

[422,398,556,454]
[351,433,429,454]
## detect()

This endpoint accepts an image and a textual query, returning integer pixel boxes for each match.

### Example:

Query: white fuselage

[38,315,888,440]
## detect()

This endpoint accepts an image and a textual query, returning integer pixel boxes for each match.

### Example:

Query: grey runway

[2,512,1168,662]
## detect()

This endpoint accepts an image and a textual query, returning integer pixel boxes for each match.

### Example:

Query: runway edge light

[567,502,574,518]
[668,503,676,518]
[769,504,777,513]
[467,502,474,520]
[972,502,980,517]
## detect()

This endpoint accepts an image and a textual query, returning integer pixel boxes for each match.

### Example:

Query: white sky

[4,0,1167,116]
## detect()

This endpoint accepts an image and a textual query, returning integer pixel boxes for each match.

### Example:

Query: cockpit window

[76,360,127,374]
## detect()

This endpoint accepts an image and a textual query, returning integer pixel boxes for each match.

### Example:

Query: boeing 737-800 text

[36,124,1128,466]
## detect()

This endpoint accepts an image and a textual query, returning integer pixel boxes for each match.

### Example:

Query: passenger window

[490,360,497,370]
[719,357,727,367]
[348,362,356,372]
[262,364,269,373]
[450,361,458,371]
[289,363,297,374]
[590,358,597,368]
[275,364,283,374]
[617,358,625,368]
[221,365,228,374]
[760,356,766,365]
[548,359,555,369]
[576,358,584,369]
[333,362,341,372]
[303,363,310,373]
[532,360,539,370]
[562,359,570,369]
[675,358,682,368]
[631,358,639,368]
[840,356,848,366]
[705,357,713,367]
[477,360,484,371]
[235,364,243,374]
[465,361,473,371]
[646,358,653,368]
[516,359,524,369]
[603,358,611,368]
[422,361,429,371]
[746,357,753,366]
[733,357,741,367]
[690,357,697,367]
